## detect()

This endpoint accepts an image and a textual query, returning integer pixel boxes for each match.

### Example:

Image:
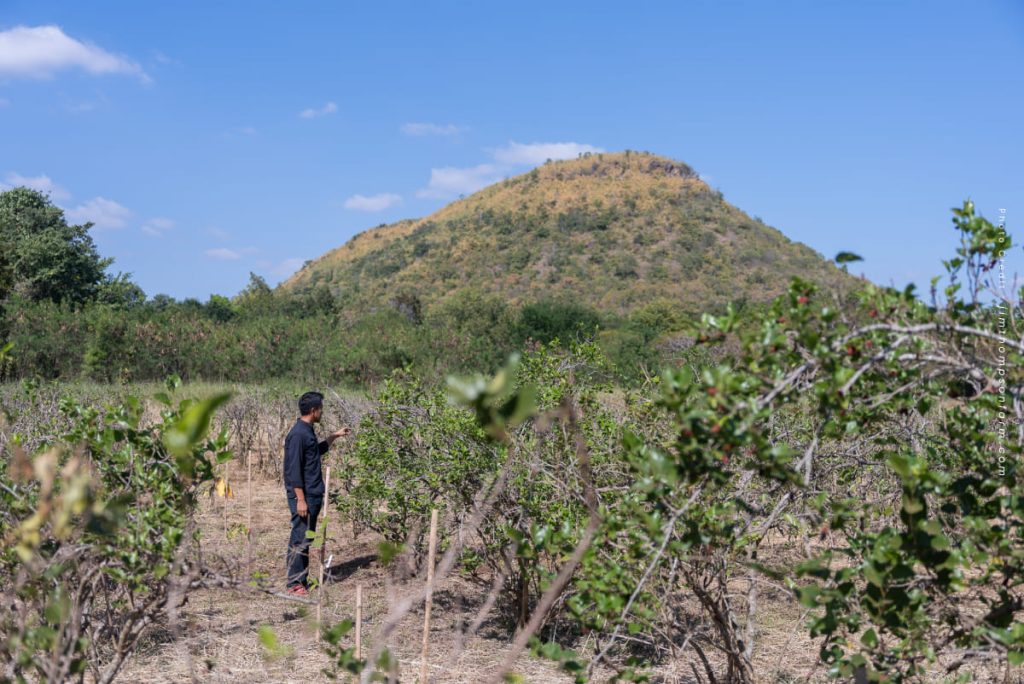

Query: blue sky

[1,1,1022,300]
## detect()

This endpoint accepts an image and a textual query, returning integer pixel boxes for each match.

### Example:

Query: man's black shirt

[283,419,329,496]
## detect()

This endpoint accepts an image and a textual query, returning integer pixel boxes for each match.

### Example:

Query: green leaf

[798,585,820,608]
[257,625,278,651]
[834,251,864,265]
[377,541,404,565]
[863,564,883,588]
[887,453,913,479]
[861,628,879,648]
[163,392,231,475]
[902,493,924,515]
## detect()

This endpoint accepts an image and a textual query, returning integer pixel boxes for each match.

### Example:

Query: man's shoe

[286,584,308,597]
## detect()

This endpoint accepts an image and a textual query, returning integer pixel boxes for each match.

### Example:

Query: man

[284,391,351,596]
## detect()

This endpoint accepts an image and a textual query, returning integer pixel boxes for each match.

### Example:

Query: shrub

[514,301,602,346]
[0,372,232,682]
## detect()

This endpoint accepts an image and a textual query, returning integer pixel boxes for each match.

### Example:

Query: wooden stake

[420,509,439,684]
[316,466,332,641]
[221,464,228,540]
[246,449,253,573]
[355,583,363,659]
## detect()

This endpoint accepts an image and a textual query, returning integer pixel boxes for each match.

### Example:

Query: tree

[514,300,601,345]
[148,293,176,311]
[0,187,112,304]
[96,273,146,309]
[233,272,277,316]
[205,294,236,322]
[0,242,12,301]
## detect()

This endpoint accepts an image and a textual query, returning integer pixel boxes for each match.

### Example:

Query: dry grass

[118,467,574,683]
[82,433,1008,683]
[116,464,836,683]
[113,463,1012,684]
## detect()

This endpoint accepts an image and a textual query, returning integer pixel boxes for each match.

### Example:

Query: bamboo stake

[420,509,439,684]
[355,584,363,659]
[316,466,332,641]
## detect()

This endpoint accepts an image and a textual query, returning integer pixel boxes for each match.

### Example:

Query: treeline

[1,185,717,385]
[0,279,708,386]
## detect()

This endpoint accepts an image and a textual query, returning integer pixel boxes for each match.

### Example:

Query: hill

[283,151,851,315]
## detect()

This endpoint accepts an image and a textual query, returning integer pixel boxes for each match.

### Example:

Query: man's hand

[296,497,308,518]
[327,426,352,446]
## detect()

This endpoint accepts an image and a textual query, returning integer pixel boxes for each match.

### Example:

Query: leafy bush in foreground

[330,201,1024,684]
[0,373,231,684]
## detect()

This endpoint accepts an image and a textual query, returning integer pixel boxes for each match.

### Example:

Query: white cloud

[492,141,604,166]
[64,95,107,113]
[344,193,402,212]
[141,217,174,237]
[299,101,337,119]
[416,164,502,199]
[413,139,604,201]
[0,25,149,82]
[256,257,307,278]
[151,50,179,66]
[205,248,242,261]
[66,197,133,229]
[208,227,230,242]
[270,257,306,278]
[224,125,257,137]
[401,122,462,137]
[1,172,70,200]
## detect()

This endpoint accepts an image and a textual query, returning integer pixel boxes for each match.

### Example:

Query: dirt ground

[118,465,829,684]
[118,468,579,684]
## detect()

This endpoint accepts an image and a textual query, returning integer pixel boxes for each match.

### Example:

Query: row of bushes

[0,288,715,387]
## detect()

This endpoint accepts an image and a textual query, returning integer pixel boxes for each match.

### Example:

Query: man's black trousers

[286,492,323,588]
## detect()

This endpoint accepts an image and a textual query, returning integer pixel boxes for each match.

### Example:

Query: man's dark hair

[298,391,324,416]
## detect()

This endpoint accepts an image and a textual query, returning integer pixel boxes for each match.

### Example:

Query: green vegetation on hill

[284,151,852,315]
[0,153,857,387]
